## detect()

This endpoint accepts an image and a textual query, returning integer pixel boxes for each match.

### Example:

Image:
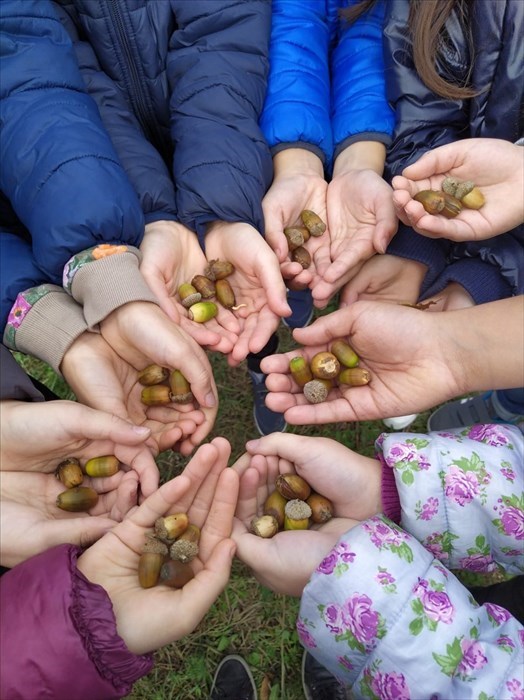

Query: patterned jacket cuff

[3,284,88,374]
[63,245,158,327]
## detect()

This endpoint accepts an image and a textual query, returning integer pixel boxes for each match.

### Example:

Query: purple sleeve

[0,544,153,700]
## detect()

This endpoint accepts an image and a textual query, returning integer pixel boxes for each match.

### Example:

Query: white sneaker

[382,414,418,430]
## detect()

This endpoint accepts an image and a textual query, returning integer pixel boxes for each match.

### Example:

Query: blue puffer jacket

[260,0,395,171]
[383,0,524,304]
[0,0,272,329]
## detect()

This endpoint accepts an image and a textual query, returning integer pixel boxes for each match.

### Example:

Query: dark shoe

[209,654,257,700]
[302,650,349,700]
[427,391,521,432]
[248,369,287,436]
[282,288,314,329]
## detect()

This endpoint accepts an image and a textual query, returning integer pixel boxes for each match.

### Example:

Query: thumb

[65,404,152,444]
[246,432,311,463]
[43,517,116,550]
[402,143,461,180]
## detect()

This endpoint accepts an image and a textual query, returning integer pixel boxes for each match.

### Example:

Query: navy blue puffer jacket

[0,0,272,328]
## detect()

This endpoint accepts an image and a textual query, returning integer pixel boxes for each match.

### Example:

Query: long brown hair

[341,0,477,100]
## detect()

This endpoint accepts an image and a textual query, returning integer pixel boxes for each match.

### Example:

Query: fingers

[198,466,239,559]
[292,307,354,346]
[125,474,193,529]
[254,254,292,318]
[63,404,152,444]
[245,432,311,464]
[112,445,159,499]
[37,517,117,553]
[401,143,463,180]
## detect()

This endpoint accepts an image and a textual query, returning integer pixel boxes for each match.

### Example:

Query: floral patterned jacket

[298,425,524,699]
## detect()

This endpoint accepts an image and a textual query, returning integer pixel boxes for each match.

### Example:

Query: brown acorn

[155,513,189,541]
[84,455,119,478]
[138,363,170,386]
[141,385,172,406]
[263,490,287,528]
[291,246,311,269]
[169,540,199,564]
[205,259,235,281]
[169,370,193,404]
[338,368,371,386]
[159,559,195,588]
[310,352,340,380]
[414,190,462,218]
[178,283,202,309]
[307,493,334,524]
[215,279,236,309]
[289,356,314,388]
[330,340,359,369]
[191,275,216,299]
[138,551,165,589]
[300,210,326,236]
[283,226,306,251]
[303,379,330,404]
[188,301,218,323]
[283,499,312,530]
[56,486,99,512]
[460,186,485,209]
[55,458,84,489]
[275,474,311,501]
[251,514,279,538]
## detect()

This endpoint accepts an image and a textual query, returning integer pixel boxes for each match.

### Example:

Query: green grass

[14,318,431,700]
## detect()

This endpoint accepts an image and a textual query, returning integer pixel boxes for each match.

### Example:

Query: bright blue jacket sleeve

[0,0,144,284]
[260,0,332,165]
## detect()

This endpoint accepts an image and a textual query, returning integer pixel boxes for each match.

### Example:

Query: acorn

[178,283,202,309]
[330,340,359,369]
[289,356,314,387]
[276,474,311,501]
[291,246,311,269]
[138,363,170,386]
[441,176,461,197]
[55,457,84,489]
[159,559,195,588]
[205,259,235,281]
[215,279,236,309]
[284,499,312,530]
[188,301,218,323]
[453,180,475,201]
[138,551,165,589]
[155,513,189,541]
[84,455,119,478]
[56,486,99,512]
[307,493,334,524]
[169,370,193,404]
[191,275,216,299]
[414,190,462,218]
[338,368,371,386]
[310,352,340,380]
[300,210,326,236]
[169,523,201,563]
[283,226,306,251]
[460,186,485,209]
[141,385,173,406]
[303,379,330,404]
[250,514,279,538]
[263,490,287,528]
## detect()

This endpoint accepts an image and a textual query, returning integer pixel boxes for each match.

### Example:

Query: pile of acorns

[251,474,333,538]
[177,259,242,324]
[283,209,326,271]
[138,513,200,589]
[289,339,371,404]
[414,177,485,219]
[55,455,120,512]
[138,364,194,407]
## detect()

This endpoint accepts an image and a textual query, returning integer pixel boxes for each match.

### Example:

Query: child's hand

[1,469,139,568]
[231,441,362,596]
[76,438,238,655]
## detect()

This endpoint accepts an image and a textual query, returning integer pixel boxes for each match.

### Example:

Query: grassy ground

[15,317,431,700]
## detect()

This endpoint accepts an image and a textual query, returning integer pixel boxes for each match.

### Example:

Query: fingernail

[132,425,151,436]
[205,392,217,408]
[245,439,259,451]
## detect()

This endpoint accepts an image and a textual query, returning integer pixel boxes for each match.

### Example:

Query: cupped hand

[204,222,291,364]
[100,301,218,453]
[312,171,398,308]
[76,437,238,654]
[339,254,427,307]
[62,331,204,467]
[0,468,139,568]
[140,221,239,354]
[259,301,463,424]
[230,444,361,596]
[392,138,524,241]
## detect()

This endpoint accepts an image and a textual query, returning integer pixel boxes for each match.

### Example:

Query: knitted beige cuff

[4,286,88,375]
[69,250,158,328]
